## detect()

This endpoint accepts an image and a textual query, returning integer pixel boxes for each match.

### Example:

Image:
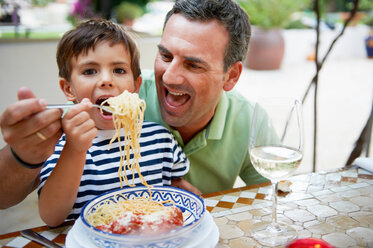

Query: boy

[38,19,194,227]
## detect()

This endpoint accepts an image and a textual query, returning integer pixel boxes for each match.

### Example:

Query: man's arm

[171,177,202,196]
[0,87,62,209]
[0,145,42,208]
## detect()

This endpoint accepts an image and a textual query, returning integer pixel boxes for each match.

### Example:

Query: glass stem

[272,181,278,225]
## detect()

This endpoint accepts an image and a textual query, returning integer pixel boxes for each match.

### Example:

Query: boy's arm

[38,99,97,227]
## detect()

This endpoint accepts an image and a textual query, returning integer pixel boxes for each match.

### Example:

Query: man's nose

[163,60,183,85]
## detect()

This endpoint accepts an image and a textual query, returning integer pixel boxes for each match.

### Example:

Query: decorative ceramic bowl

[80,186,205,248]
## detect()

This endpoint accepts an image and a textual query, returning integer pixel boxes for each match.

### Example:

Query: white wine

[250,146,302,181]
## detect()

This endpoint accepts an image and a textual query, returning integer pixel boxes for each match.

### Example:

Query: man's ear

[223,61,243,92]
[134,76,142,93]
[59,78,76,102]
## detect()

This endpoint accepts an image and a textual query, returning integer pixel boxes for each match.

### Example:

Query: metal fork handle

[46,104,118,115]
[20,229,62,248]
[46,104,102,109]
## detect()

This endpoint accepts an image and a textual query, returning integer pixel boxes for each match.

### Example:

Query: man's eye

[83,69,96,75]
[114,68,126,74]
[160,53,172,61]
[187,63,202,70]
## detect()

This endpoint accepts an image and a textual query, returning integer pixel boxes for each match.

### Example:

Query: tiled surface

[0,222,72,248]
[210,167,373,248]
[0,167,372,248]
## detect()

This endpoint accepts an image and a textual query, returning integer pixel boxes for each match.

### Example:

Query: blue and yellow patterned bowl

[80,186,205,248]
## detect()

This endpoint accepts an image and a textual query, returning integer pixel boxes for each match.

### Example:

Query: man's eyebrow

[184,56,208,67]
[158,44,209,68]
[157,44,169,53]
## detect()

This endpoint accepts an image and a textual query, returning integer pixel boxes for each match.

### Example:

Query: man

[0,0,266,209]
[139,0,267,193]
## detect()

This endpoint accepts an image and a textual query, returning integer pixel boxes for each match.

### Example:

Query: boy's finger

[64,101,92,118]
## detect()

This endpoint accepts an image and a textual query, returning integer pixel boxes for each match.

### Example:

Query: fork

[46,104,116,114]
[20,229,62,248]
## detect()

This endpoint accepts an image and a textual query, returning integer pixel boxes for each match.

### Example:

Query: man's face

[154,14,232,141]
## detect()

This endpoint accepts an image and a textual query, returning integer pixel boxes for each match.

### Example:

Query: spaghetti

[86,196,183,235]
[101,90,147,189]
[90,90,183,234]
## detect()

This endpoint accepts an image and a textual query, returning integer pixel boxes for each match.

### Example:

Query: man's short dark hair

[164,0,251,72]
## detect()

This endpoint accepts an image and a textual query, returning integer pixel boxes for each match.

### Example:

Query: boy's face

[60,41,141,130]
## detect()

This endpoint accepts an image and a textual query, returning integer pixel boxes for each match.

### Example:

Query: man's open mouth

[165,88,190,107]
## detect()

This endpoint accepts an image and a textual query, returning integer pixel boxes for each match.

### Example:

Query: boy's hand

[62,99,97,152]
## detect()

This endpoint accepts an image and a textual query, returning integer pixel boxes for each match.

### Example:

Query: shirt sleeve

[163,133,190,183]
[37,137,65,195]
[239,151,269,185]
[239,107,278,185]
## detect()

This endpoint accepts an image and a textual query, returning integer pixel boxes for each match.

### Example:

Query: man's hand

[171,177,202,196]
[0,87,63,164]
[0,87,63,208]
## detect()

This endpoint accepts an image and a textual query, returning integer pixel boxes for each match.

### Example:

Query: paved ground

[1,57,372,235]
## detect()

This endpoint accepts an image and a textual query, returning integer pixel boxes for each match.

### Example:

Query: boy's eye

[114,68,126,74]
[83,68,96,75]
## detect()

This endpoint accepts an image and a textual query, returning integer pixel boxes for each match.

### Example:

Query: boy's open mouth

[95,97,112,116]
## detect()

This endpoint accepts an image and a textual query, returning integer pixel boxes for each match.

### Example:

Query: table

[1,167,372,248]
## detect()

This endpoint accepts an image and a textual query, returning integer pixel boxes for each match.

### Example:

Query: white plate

[66,211,219,248]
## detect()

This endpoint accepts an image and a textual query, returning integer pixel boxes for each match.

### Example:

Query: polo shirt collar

[207,92,228,140]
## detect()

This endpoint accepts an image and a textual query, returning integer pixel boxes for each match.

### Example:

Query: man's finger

[1,99,47,126]
[17,87,36,100]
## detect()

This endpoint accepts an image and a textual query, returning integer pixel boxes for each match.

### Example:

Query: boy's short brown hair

[57,19,141,82]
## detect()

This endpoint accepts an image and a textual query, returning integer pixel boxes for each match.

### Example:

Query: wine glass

[249,97,304,246]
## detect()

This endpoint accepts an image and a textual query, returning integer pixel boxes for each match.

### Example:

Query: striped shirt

[38,122,189,219]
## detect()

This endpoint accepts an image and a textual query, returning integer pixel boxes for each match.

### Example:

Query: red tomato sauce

[96,206,183,235]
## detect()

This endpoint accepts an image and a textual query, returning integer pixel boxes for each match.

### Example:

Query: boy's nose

[100,71,113,88]
[100,81,113,87]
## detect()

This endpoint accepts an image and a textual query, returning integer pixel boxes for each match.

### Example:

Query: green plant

[238,0,311,30]
[115,2,144,24]
[346,0,373,11]
[362,13,373,27]
[31,0,54,7]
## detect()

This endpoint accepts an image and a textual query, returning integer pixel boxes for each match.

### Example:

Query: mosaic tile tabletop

[0,167,372,248]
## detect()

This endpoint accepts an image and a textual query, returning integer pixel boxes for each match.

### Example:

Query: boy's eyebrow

[77,61,130,66]
[157,44,209,68]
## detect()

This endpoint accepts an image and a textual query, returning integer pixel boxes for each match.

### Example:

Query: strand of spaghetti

[101,90,149,191]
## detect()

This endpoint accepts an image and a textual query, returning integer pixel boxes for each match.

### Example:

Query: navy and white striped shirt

[38,122,189,219]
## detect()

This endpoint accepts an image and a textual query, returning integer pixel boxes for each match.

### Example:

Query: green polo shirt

[139,70,267,193]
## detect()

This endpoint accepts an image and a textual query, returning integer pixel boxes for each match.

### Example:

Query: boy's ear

[223,61,242,92]
[59,78,77,102]
[134,76,142,93]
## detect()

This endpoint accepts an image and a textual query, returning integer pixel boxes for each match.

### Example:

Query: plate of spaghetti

[80,186,205,248]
